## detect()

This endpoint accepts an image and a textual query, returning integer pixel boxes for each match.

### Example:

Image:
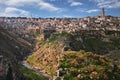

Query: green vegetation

[48,31,69,43]
[110,38,120,46]
[6,65,13,80]
[27,56,36,66]
[34,33,41,38]
[27,40,62,76]
[20,65,47,80]
[106,50,120,63]
[59,51,120,80]
[105,31,120,35]
[26,31,120,80]
[69,32,120,53]
[26,31,71,76]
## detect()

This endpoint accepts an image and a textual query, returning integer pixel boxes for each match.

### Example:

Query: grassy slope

[27,32,69,76]
[27,32,120,80]
[20,65,47,80]
[60,50,120,80]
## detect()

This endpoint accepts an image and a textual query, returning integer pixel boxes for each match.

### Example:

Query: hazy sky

[0,0,120,18]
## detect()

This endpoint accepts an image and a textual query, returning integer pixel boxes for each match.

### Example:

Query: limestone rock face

[0,28,32,80]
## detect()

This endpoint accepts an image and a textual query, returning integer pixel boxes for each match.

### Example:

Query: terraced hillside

[27,32,68,76]
[59,51,120,80]
[27,31,120,80]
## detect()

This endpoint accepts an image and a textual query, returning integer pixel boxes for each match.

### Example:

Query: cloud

[5,7,29,15]
[0,0,63,17]
[90,0,120,8]
[68,0,83,6]
[86,9,99,13]
[70,2,83,6]
[38,1,61,11]
[76,8,99,13]
[0,7,30,17]
[0,0,62,12]
[6,0,30,6]
[110,1,120,8]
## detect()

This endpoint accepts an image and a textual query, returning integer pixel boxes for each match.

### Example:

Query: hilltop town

[0,8,120,39]
[0,8,120,80]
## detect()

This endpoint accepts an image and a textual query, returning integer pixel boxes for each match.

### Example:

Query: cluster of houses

[0,8,120,39]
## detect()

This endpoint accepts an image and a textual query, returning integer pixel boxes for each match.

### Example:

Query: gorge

[0,16,120,80]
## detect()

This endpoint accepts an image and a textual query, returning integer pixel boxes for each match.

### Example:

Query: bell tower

[101,7,105,17]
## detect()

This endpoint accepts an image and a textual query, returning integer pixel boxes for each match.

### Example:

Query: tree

[6,64,13,80]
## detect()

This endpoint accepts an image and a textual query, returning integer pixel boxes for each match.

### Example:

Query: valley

[0,16,120,80]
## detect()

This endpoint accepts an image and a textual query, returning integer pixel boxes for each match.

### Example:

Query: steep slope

[59,51,120,80]
[106,50,120,64]
[0,28,32,80]
[27,32,120,80]
[27,32,68,76]
[68,30,120,54]
[0,29,32,60]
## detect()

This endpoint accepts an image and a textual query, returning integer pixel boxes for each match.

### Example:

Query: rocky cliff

[0,28,32,80]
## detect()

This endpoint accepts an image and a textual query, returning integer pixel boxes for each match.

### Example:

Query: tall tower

[101,7,105,17]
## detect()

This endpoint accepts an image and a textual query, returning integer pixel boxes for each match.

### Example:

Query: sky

[0,0,120,18]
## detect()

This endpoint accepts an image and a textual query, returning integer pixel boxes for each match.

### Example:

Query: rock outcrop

[0,28,32,80]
